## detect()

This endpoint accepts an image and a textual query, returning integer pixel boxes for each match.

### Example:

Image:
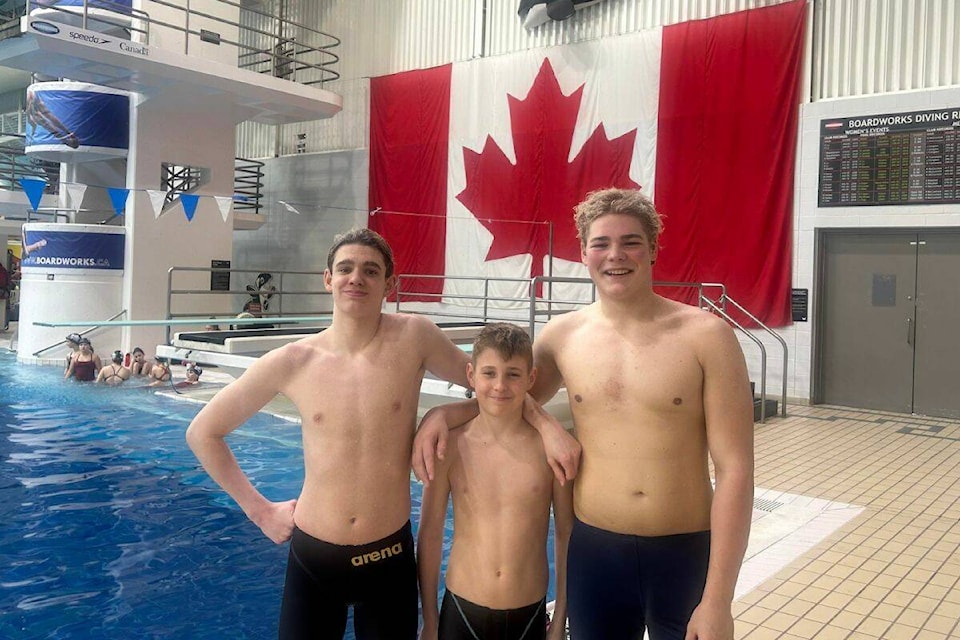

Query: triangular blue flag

[107,188,129,216]
[19,177,47,211]
[180,194,199,221]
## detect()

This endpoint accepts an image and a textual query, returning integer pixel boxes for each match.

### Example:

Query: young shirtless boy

[415,189,754,640]
[418,324,573,640]
[186,229,579,640]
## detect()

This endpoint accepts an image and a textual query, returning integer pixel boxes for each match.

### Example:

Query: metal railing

[397,273,787,422]
[165,265,332,344]
[0,133,60,192]
[25,0,340,86]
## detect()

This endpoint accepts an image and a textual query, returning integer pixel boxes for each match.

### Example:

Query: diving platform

[0,16,341,125]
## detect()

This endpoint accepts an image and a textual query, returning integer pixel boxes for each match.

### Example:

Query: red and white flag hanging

[370,0,805,326]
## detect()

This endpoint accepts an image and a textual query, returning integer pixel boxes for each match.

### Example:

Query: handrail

[700,297,771,423]
[527,275,785,422]
[165,266,333,344]
[32,308,126,357]
[715,294,788,418]
[26,0,340,85]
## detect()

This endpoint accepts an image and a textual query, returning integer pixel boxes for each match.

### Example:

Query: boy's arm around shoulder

[416,314,471,388]
[688,314,755,638]
[417,444,454,639]
[410,314,475,483]
[185,344,304,543]
[548,474,575,640]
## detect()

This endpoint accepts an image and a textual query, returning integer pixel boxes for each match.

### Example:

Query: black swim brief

[438,589,546,640]
[278,521,417,640]
[566,518,710,640]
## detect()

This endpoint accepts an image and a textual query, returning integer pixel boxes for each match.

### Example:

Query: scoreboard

[818,107,960,207]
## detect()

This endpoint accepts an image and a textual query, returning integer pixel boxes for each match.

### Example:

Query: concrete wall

[123,90,238,353]
[747,86,960,405]
[232,149,368,316]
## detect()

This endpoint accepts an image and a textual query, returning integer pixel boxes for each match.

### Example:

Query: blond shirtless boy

[186,229,579,640]
[418,324,573,640]
[415,189,754,640]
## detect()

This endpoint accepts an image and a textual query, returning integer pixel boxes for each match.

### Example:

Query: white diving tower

[0,0,343,358]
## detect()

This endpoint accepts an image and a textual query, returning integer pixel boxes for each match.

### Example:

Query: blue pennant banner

[107,187,130,216]
[19,177,47,211]
[180,194,199,221]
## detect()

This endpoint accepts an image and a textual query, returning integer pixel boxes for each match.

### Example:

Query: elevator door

[819,231,960,418]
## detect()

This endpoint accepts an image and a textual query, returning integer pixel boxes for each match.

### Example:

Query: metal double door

[818,230,960,418]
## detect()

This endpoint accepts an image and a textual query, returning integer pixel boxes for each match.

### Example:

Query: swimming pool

[0,352,557,639]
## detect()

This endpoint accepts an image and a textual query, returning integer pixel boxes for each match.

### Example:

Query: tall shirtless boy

[415,189,754,640]
[417,324,573,640]
[186,229,579,640]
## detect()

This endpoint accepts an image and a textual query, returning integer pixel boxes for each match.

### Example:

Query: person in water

[65,337,99,382]
[96,350,131,386]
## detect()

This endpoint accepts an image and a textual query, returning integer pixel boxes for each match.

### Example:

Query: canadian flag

[369,0,805,326]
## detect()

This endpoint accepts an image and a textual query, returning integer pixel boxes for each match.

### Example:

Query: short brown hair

[326,228,395,278]
[472,323,533,370]
[574,188,663,250]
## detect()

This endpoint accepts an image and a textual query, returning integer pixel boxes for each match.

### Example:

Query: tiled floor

[736,405,960,639]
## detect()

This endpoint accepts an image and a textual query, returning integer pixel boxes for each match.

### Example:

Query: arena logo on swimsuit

[350,542,404,567]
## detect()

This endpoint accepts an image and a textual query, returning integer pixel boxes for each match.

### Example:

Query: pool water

[0,352,557,639]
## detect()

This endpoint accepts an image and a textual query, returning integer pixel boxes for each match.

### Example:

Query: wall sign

[819,107,960,207]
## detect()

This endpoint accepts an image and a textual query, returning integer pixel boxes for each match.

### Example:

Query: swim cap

[112,350,123,364]
[66,333,82,345]
[188,364,203,377]
[78,337,91,346]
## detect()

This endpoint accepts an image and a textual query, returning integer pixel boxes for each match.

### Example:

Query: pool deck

[4,322,960,638]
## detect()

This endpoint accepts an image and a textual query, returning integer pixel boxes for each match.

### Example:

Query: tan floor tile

[831,610,866,630]
[854,616,890,637]
[919,583,949,600]
[821,592,855,609]
[797,585,832,604]
[780,598,814,618]
[878,624,918,640]
[896,608,929,627]
[844,596,877,615]
[758,592,791,611]
[922,613,957,635]
[738,605,775,626]
[789,618,825,638]
[734,621,756,639]
[774,581,805,598]
[744,626,782,640]
[909,595,940,613]
[806,604,840,624]
[763,612,798,633]
[812,625,852,639]
[872,603,904,624]
[869,573,901,590]
[933,599,960,618]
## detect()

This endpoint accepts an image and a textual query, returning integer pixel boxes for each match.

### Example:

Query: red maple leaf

[456,58,640,281]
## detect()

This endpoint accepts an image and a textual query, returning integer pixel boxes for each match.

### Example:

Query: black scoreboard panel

[818,107,960,207]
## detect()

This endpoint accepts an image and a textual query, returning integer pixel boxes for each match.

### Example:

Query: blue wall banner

[21,228,124,271]
[25,82,130,162]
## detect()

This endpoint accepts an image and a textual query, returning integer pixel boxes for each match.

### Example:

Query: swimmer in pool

[129,347,148,376]
[415,189,754,640]
[185,228,581,640]
[147,356,171,386]
[174,363,203,388]
[96,350,131,385]
[417,324,573,640]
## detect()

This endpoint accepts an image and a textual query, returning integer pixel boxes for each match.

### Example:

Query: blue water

[0,352,556,639]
